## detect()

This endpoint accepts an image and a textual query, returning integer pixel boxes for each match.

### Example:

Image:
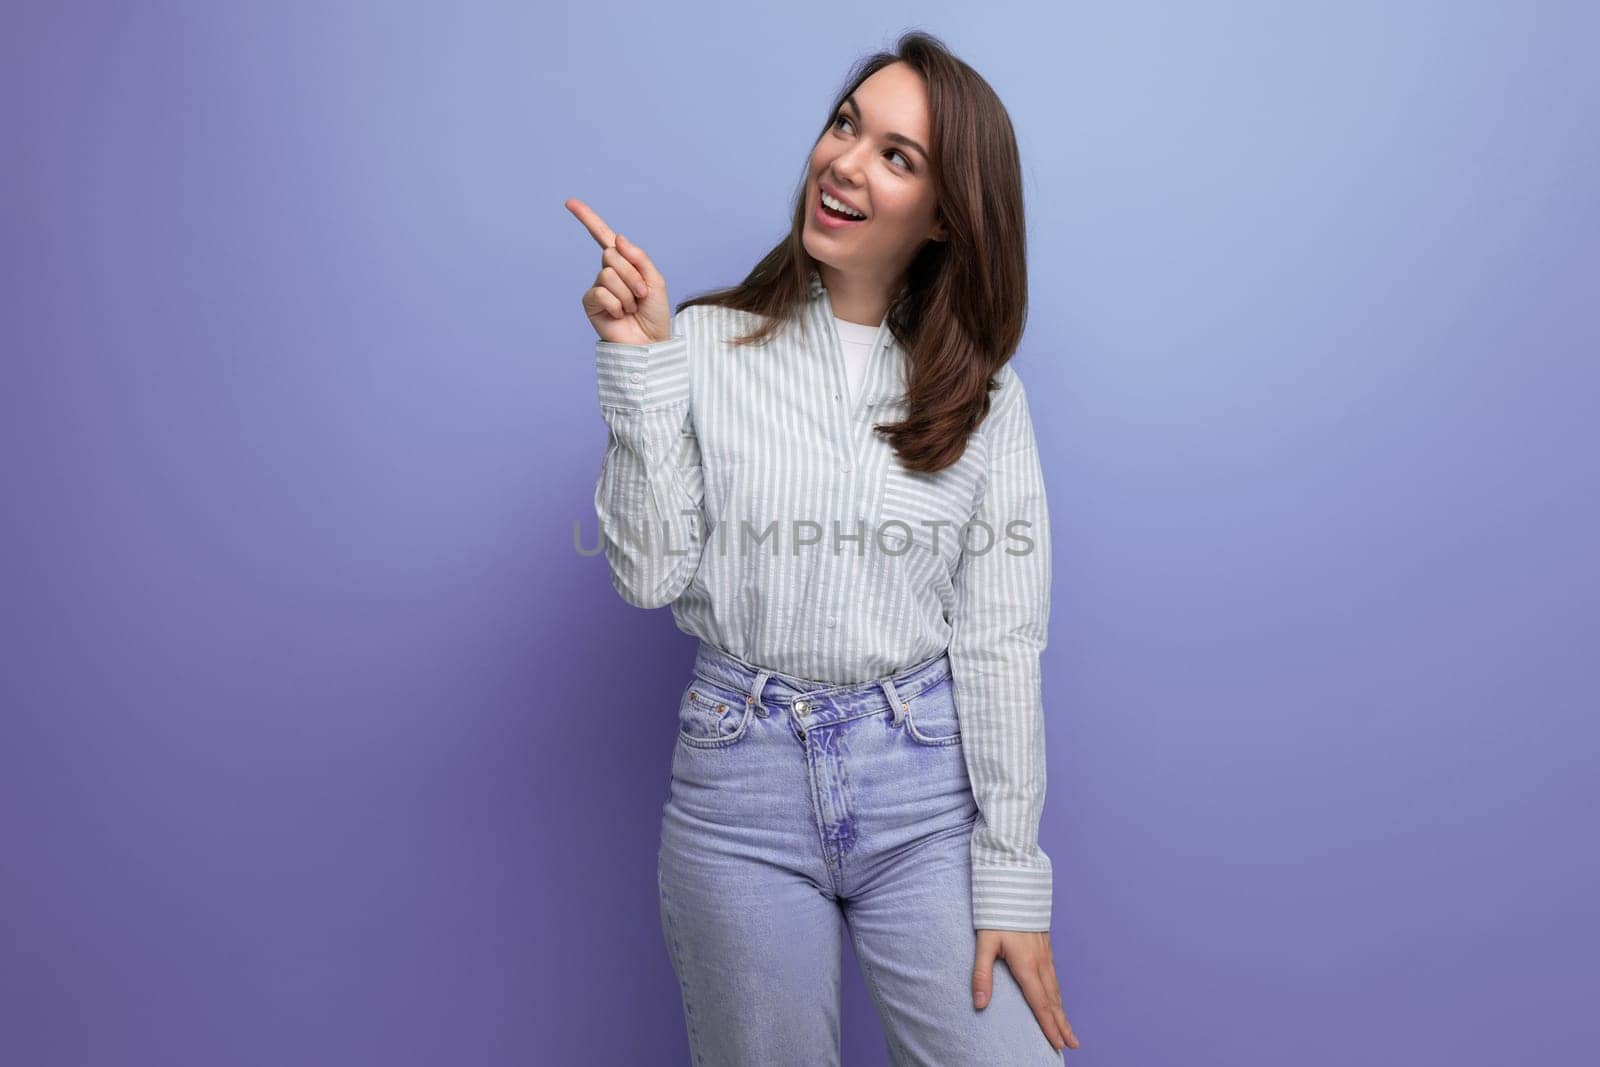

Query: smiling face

[803,62,946,300]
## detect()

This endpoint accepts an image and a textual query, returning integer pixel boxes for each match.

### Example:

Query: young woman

[568,31,1079,1064]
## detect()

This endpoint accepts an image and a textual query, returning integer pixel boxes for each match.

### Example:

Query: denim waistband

[690,639,951,726]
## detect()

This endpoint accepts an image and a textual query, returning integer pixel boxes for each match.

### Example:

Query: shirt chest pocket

[876,432,989,569]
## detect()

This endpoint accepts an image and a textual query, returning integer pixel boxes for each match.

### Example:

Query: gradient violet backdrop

[3,2,1595,1065]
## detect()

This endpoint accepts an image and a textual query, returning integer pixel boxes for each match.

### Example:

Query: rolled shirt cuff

[972,864,1053,932]
[595,333,690,410]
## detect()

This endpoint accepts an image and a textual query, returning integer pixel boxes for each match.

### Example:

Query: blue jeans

[657,640,1065,1066]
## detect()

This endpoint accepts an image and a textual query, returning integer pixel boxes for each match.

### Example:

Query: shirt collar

[807,268,826,301]
[804,267,909,407]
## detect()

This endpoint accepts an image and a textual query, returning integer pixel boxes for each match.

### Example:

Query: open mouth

[818,183,866,223]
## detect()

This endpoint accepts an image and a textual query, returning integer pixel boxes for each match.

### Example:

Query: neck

[818,263,895,327]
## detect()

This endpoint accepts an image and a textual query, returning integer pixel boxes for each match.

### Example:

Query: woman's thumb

[972,941,998,1009]
[616,233,657,283]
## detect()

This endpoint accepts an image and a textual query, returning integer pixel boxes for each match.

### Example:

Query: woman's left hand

[973,929,1081,1052]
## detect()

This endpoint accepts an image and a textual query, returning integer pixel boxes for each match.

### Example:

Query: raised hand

[566,197,673,346]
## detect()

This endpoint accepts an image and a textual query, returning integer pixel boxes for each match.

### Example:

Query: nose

[830,147,869,186]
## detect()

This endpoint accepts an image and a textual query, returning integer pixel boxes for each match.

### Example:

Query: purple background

[4,3,1596,1065]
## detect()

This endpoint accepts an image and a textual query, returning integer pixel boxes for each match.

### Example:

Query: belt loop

[880,677,909,725]
[748,670,772,718]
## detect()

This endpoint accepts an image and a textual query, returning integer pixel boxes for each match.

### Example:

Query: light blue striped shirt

[592,269,1055,932]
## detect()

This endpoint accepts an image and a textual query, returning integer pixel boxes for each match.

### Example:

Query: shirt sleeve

[591,308,707,609]
[947,367,1057,932]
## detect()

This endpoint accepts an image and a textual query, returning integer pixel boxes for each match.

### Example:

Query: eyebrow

[841,95,928,162]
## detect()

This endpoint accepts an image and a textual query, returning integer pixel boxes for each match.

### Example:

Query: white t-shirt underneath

[833,316,881,405]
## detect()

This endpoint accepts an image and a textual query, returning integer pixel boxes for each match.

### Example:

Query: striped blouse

[592,268,1056,932]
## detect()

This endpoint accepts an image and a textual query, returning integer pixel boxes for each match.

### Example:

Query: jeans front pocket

[901,675,963,748]
[676,677,756,750]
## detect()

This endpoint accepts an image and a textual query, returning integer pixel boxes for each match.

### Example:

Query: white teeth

[820,189,865,219]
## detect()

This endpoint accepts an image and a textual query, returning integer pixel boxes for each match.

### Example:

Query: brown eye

[831,113,913,172]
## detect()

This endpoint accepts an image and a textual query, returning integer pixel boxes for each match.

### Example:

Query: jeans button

[795,700,811,716]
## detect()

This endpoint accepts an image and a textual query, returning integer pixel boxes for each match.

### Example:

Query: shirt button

[826,616,837,628]
[629,372,643,384]
[839,462,851,474]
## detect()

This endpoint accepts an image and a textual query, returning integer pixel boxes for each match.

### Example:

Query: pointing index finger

[564,198,617,250]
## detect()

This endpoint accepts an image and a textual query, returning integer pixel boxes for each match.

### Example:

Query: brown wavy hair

[675,30,1029,475]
